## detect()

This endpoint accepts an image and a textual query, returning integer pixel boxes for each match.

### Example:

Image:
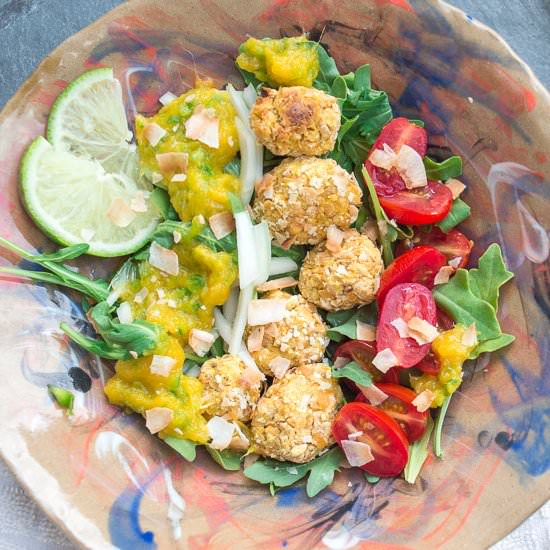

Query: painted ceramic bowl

[0,1,549,548]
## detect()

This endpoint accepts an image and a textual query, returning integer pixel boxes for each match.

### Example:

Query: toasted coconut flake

[244,453,260,469]
[326,225,345,253]
[369,143,397,170]
[256,277,298,292]
[159,91,177,106]
[150,355,176,376]
[173,231,182,244]
[347,431,364,440]
[341,439,375,467]
[372,348,399,373]
[247,298,288,326]
[143,122,167,147]
[209,212,235,240]
[361,219,379,241]
[134,287,148,304]
[130,191,148,213]
[189,329,216,357]
[107,197,136,228]
[359,384,388,406]
[407,317,439,345]
[390,317,410,338]
[156,152,188,174]
[231,422,250,450]
[446,178,466,199]
[151,171,163,184]
[171,173,187,182]
[412,390,435,412]
[207,416,235,450]
[448,257,462,269]
[462,324,478,347]
[247,326,265,353]
[333,356,350,369]
[116,301,133,324]
[256,174,275,198]
[396,144,428,189]
[185,105,220,149]
[129,351,138,359]
[356,320,376,342]
[434,265,455,285]
[269,356,291,379]
[145,407,173,434]
[149,241,179,276]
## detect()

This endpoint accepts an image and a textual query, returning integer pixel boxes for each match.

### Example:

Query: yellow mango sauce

[236,36,320,87]
[410,325,478,408]
[135,83,241,221]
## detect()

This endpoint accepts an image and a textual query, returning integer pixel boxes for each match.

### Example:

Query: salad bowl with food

[0,1,549,549]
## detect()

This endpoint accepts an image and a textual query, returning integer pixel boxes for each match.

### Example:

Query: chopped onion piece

[341,439,375,467]
[159,91,177,106]
[254,221,272,285]
[222,286,240,324]
[149,241,179,276]
[145,407,173,434]
[189,329,216,357]
[256,276,298,292]
[234,117,259,205]
[150,355,176,376]
[229,284,254,354]
[396,144,427,189]
[269,356,291,379]
[243,83,258,109]
[269,257,298,276]
[247,298,289,326]
[372,348,399,373]
[209,212,235,240]
[207,416,235,450]
[214,308,232,345]
[116,301,133,324]
[412,390,435,412]
[356,320,376,342]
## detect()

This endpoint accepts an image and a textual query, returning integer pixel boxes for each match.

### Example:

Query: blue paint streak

[276,486,303,508]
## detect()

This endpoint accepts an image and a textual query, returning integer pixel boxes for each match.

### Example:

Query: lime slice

[47,68,138,179]
[20,137,158,257]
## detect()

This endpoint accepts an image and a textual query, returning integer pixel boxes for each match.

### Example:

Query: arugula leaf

[47,385,74,413]
[433,396,451,458]
[404,416,434,484]
[210,336,225,358]
[469,333,515,359]
[423,156,462,181]
[313,44,340,90]
[326,305,377,341]
[33,243,90,263]
[469,243,513,311]
[436,198,471,233]
[238,67,263,89]
[196,227,237,254]
[150,188,179,220]
[244,447,343,497]
[331,361,373,388]
[59,322,130,360]
[433,269,502,341]
[206,447,243,471]
[165,437,197,461]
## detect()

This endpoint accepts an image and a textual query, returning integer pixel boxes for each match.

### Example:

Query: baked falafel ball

[245,290,328,377]
[253,157,362,246]
[250,86,340,156]
[299,230,383,311]
[251,363,344,463]
[199,354,262,422]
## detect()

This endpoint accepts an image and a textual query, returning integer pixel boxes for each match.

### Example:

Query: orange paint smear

[375,0,415,13]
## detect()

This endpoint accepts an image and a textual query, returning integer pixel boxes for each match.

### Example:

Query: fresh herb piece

[436,198,471,233]
[313,44,340,91]
[228,192,245,214]
[224,157,241,177]
[433,269,502,342]
[469,333,515,359]
[433,396,452,458]
[150,188,179,220]
[271,243,307,266]
[196,227,237,254]
[185,352,208,365]
[237,67,263,89]
[468,243,513,311]
[31,243,90,263]
[244,447,343,498]
[60,322,130,360]
[364,473,380,484]
[331,361,373,388]
[354,205,369,230]
[165,437,197,461]
[210,336,225,358]
[326,305,377,342]
[423,156,462,181]
[206,447,243,471]
[47,385,74,413]
[404,416,434,484]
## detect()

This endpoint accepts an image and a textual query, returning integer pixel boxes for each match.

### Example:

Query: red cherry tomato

[377,246,447,307]
[415,352,441,375]
[332,402,409,477]
[333,340,399,384]
[378,181,453,225]
[437,308,454,331]
[409,227,473,269]
[356,383,428,442]
[376,283,437,368]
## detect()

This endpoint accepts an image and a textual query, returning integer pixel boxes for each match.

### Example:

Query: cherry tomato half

[409,227,473,269]
[377,246,447,307]
[332,402,409,477]
[378,181,453,225]
[376,283,437,368]
[415,352,441,375]
[333,340,399,384]
[356,383,428,442]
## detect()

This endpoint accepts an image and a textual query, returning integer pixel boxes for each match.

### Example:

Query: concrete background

[0,1,549,548]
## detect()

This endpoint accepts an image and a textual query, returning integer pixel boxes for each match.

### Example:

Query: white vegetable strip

[234,117,259,205]
[269,257,298,276]
[222,286,240,324]
[229,284,255,355]
[214,307,232,345]
[243,83,258,109]
[226,85,250,125]
[234,210,260,289]
[254,221,272,285]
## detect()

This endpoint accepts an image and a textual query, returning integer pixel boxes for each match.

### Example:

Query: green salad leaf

[59,322,130,360]
[436,198,471,233]
[150,188,179,220]
[47,385,74,413]
[165,437,197,461]
[331,361,373,388]
[196,227,237,254]
[314,44,340,90]
[404,416,434,484]
[423,156,462,181]
[206,447,243,471]
[326,305,377,342]
[244,446,343,498]
[468,333,515,359]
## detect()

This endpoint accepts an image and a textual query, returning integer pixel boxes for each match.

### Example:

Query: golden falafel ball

[299,230,383,311]
[199,354,262,422]
[250,86,341,156]
[251,363,344,463]
[253,157,362,246]
[244,290,328,377]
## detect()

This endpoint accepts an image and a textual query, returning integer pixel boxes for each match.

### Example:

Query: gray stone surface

[0,1,549,548]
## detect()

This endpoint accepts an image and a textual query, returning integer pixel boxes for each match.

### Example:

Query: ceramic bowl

[0,1,549,548]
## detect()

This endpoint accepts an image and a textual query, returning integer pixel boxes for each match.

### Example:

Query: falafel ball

[253,157,362,246]
[245,290,329,377]
[299,230,383,311]
[199,354,262,422]
[250,86,340,156]
[251,363,344,463]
